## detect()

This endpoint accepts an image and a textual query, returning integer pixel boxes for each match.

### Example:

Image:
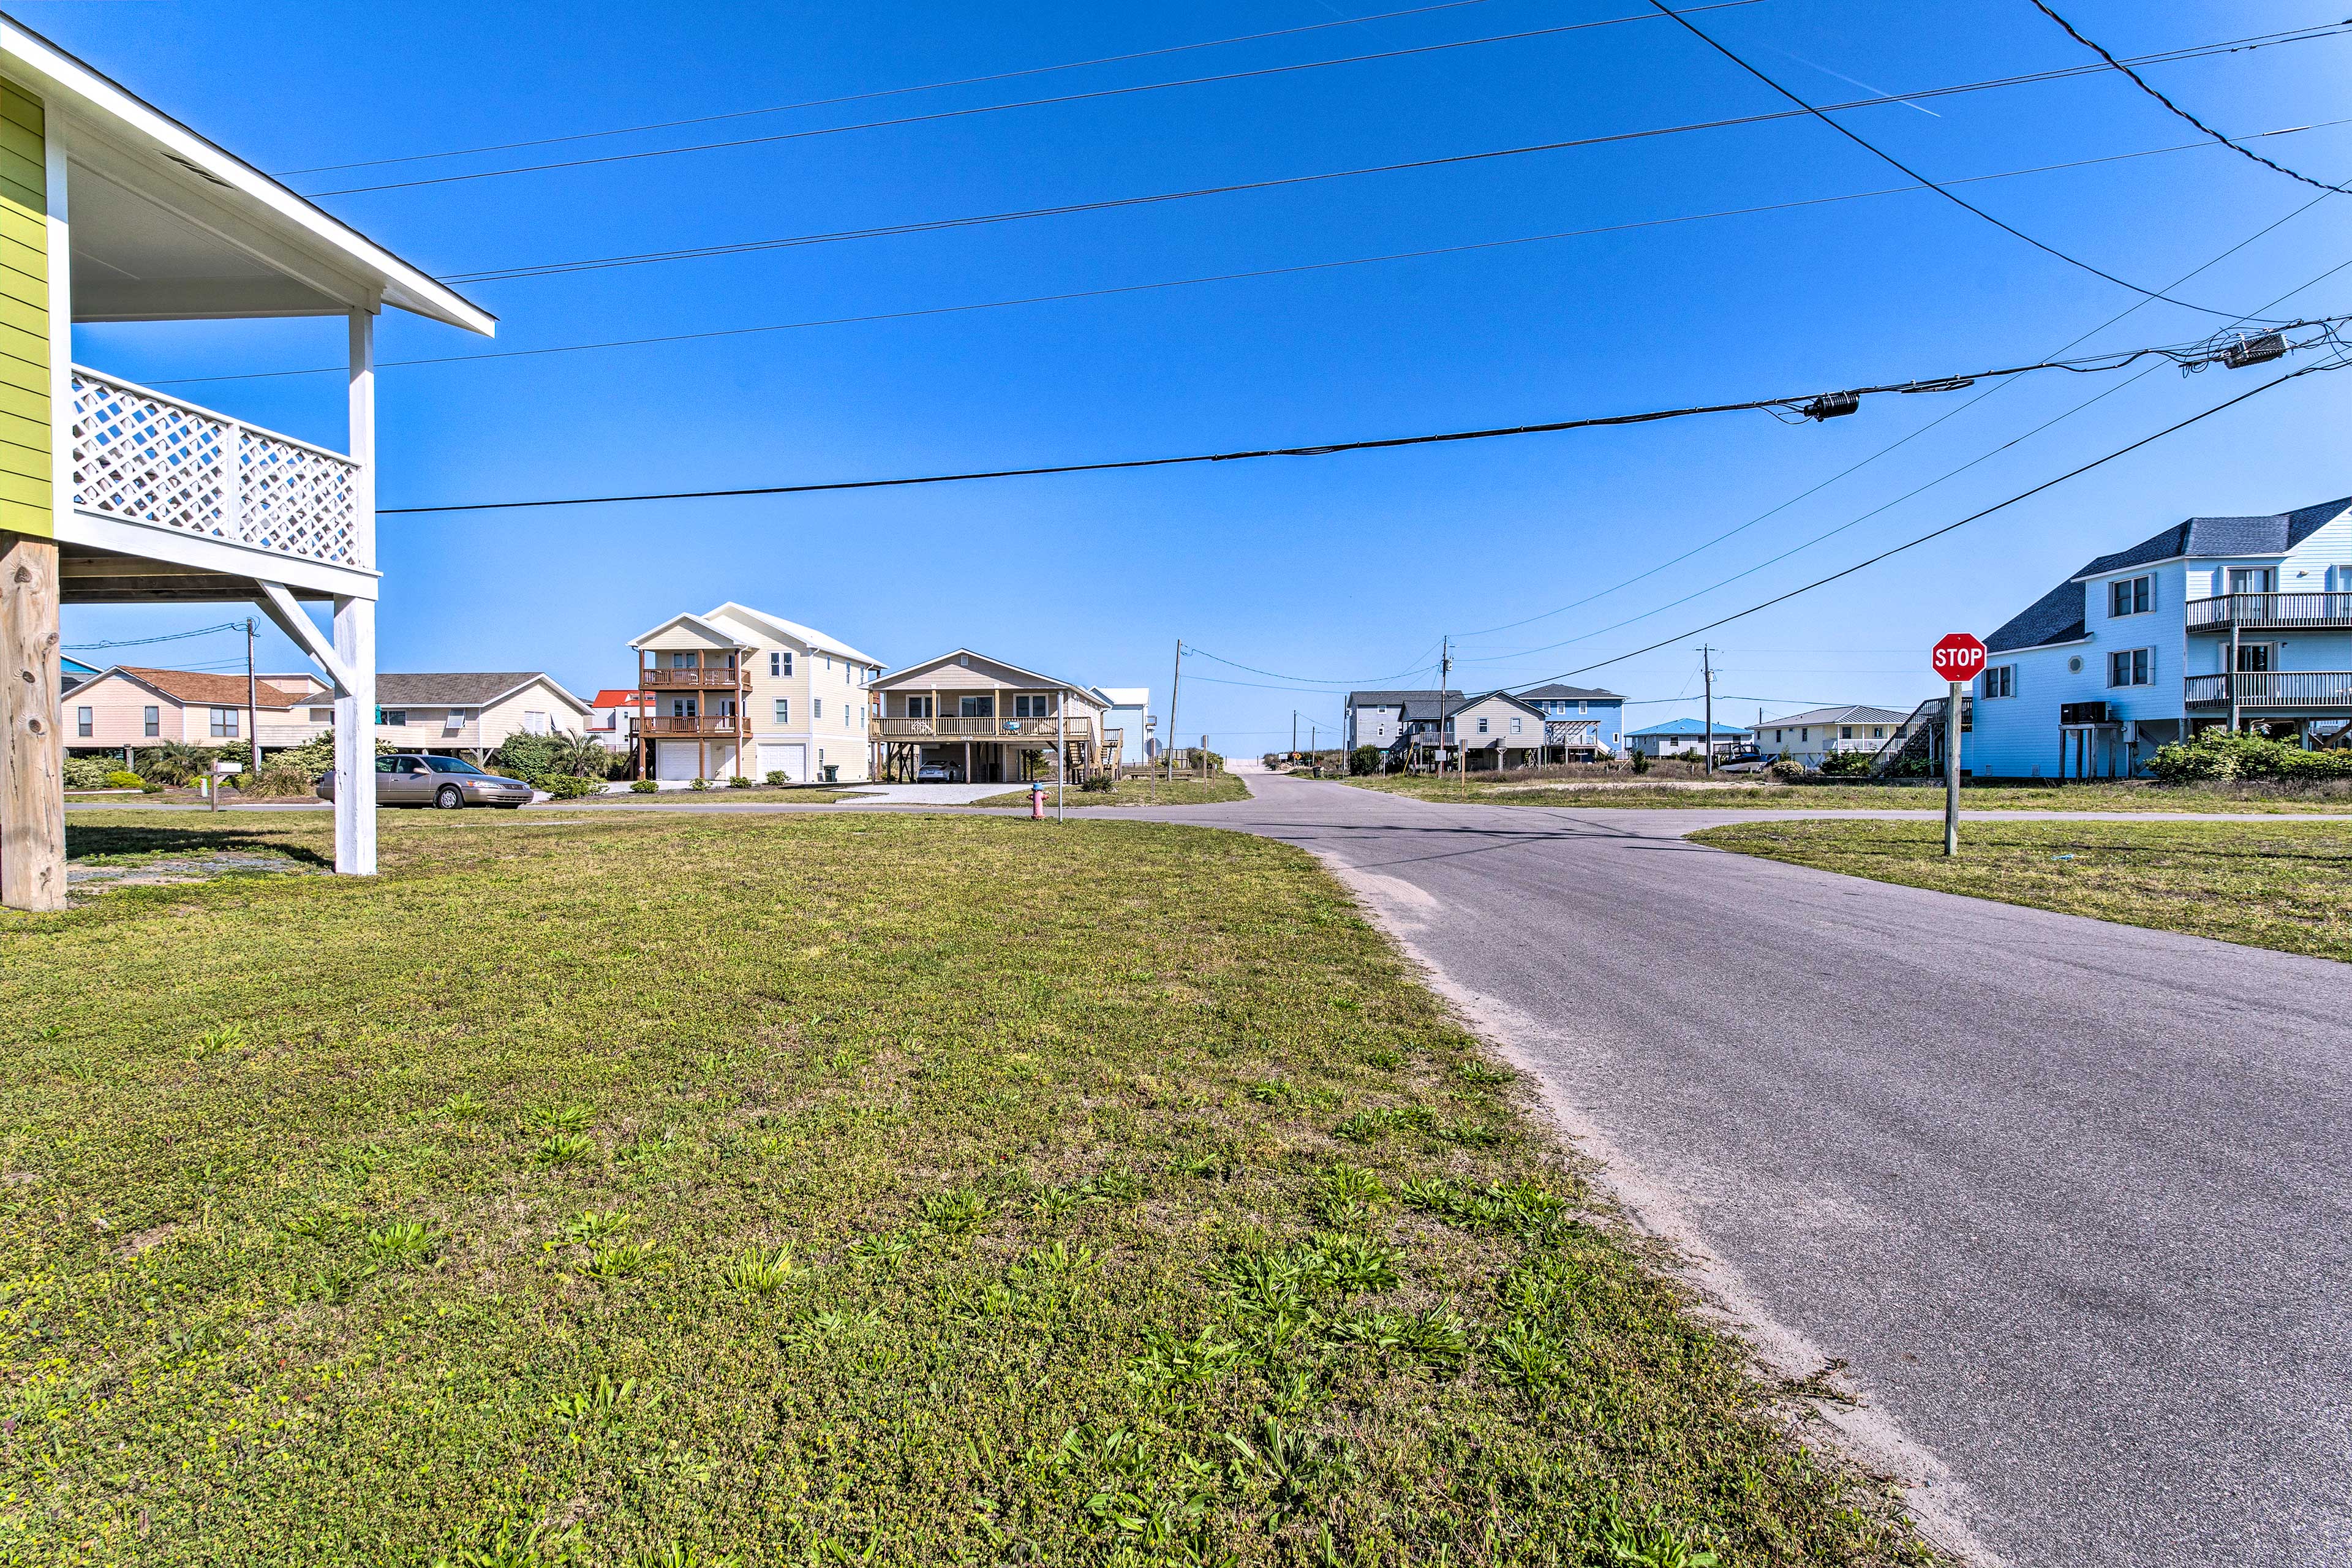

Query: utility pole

[245,617,260,788]
[1436,636,1452,787]
[1700,644,1715,775]
[1291,710,1298,758]
[1166,639,1182,785]
[1057,682,1067,823]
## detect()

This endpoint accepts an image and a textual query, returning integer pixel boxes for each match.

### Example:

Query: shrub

[728,775,753,789]
[1765,757,1808,782]
[241,763,317,798]
[1080,774,1114,792]
[134,741,219,787]
[1349,745,1384,776]
[1817,748,1877,777]
[2146,728,2352,783]
[629,780,658,794]
[1630,748,1651,775]
[537,774,602,799]
[61,756,113,790]
[765,770,789,786]
[690,777,710,791]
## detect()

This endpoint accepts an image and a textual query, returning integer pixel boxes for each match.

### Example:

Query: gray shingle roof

[1345,689,1461,707]
[1758,705,1910,728]
[1515,682,1626,703]
[1989,495,2351,654]
[376,673,579,709]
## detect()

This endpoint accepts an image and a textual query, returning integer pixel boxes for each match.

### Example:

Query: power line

[63,622,245,651]
[1640,0,2261,318]
[437,23,2350,287]
[1450,154,2351,650]
[159,116,2352,390]
[376,322,2345,516]
[1512,359,2345,688]
[2026,0,2350,195]
[1183,639,1449,690]
[305,5,1769,198]
[277,0,1531,176]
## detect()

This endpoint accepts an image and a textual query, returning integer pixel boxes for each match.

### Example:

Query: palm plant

[549,729,617,778]
[135,739,217,787]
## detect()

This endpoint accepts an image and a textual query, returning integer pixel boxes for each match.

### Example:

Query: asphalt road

[1145,772,2352,1568]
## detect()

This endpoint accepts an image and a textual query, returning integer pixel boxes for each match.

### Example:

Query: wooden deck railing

[641,668,744,688]
[872,716,1095,741]
[640,714,746,736]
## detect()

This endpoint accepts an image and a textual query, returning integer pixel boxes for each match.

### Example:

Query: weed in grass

[1128,1325,1250,1391]
[1246,1076,1297,1104]
[1009,1239,1100,1287]
[1306,1233,1402,1295]
[534,1131,597,1166]
[845,1229,913,1268]
[1220,1413,1360,1521]
[1395,1305,1474,1371]
[306,1265,363,1305]
[562,1208,634,1244]
[718,1244,796,1295]
[785,1308,883,1352]
[616,1128,676,1164]
[1604,1506,1723,1568]
[1170,1145,1240,1180]
[364,1219,440,1268]
[1487,1318,1575,1395]
[1403,1175,1569,1237]
[280,1209,341,1240]
[1360,1046,1403,1070]
[620,1547,739,1568]
[919,1186,989,1234]
[1437,1117,1506,1148]
[1457,1058,1514,1087]
[1031,1185,1082,1219]
[186,1022,249,1060]
[578,1242,653,1281]
[1332,1104,1432,1144]
[335,1142,388,1178]
[435,1518,585,1567]
[436,1090,488,1120]
[1312,1162,1391,1226]
[549,1375,662,1438]
[529,1104,595,1133]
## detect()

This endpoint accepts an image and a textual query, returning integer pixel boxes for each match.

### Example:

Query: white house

[1627,718,1755,760]
[1753,705,1910,767]
[0,17,494,908]
[1096,687,1150,766]
[1969,497,2352,777]
[372,673,591,759]
[630,603,884,783]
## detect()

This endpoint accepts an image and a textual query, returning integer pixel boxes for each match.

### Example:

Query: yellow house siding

[0,78,45,540]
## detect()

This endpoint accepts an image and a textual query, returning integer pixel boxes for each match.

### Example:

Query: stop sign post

[1931,633,1985,856]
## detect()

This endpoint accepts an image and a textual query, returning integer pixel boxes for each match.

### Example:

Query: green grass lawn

[1694,817,2352,963]
[971,774,1251,809]
[0,810,1925,1567]
[1340,774,2352,813]
[552,785,863,806]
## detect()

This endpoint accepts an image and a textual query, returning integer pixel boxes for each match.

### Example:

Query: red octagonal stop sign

[1932,633,1988,685]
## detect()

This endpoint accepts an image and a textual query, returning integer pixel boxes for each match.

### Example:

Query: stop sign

[1931,633,1987,685]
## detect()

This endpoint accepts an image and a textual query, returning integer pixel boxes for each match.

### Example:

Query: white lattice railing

[70,367,364,570]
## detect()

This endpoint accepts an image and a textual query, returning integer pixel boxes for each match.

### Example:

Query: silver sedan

[315,753,534,809]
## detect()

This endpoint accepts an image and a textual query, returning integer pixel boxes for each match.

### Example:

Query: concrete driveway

[1143,772,2351,1568]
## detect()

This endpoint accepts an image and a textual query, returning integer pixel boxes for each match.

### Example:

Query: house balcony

[641,714,745,736]
[640,668,744,688]
[872,715,1095,742]
[66,366,368,599]
[2185,592,2352,633]
[2183,672,2352,709]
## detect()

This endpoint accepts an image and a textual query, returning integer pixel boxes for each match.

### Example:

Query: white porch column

[334,310,377,875]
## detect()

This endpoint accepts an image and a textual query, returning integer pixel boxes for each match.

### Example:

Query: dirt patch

[67,853,320,898]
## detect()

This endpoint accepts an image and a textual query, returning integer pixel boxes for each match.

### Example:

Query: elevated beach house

[630,603,884,783]
[1967,497,2352,777]
[868,649,1120,784]
[0,16,493,908]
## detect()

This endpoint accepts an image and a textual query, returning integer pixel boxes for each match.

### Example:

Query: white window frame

[75,704,92,737]
[813,698,823,720]
[2108,647,2154,688]
[143,705,160,736]
[774,698,790,724]
[1509,717,1522,735]
[209,706,239,738]
[2108,574,2153,617]
[1981,665,2016,699]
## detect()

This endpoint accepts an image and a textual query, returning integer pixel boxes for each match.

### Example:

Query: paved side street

[1153,770,2351,1567]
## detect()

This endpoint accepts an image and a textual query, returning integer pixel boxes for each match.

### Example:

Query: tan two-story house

[630,604,883,783]
[868,649,1121,783]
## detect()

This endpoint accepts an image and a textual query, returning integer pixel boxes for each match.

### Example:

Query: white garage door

[655,743,699,782]
[757,742,805,782]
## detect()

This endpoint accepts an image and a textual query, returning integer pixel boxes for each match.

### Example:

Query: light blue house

[1517,683,1627,756]
[1970,496,2352,777]
[1627,716,1753,760]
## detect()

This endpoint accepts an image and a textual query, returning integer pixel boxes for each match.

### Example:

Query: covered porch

[0,18,494,908]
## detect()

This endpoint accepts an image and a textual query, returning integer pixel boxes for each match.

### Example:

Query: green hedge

[2147,728,2352,783]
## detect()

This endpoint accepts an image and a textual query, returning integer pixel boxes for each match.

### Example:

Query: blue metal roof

[1630,717,1754,736]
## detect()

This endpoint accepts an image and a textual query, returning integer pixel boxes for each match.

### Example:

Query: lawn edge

[1295,843,1988,1566]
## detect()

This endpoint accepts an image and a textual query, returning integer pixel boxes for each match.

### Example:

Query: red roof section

[591,688,644,707]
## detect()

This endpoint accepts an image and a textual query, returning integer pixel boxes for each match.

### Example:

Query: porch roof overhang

[2,13,494,333]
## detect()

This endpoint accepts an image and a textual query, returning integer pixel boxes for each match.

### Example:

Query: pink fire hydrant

[1030,782,1046,820]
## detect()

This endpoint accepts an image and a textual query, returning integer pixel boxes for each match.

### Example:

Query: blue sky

[42,0,2352,748]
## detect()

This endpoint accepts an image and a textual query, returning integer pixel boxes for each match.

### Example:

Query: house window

[1476,717,1489,734]
[2234,643,2274,674]
[774,698,790,723]
[1013,695,1054,718]
[1801,728,1811,742]
[209,707,239,737]
[669,651,696,669]
[75,705,92,737]
[1981,665,2016,699]
[1871,727,1885,739]
[1578,700,1589,714]
[1509,717,1521,734]
[523,710,549,734]
[308,707,331,723]
[1840,726,1853,740]
[906,696,933,719]
[2109,575,2152,616]
[2227,567,2274,595]
[144,706,160,736]
[377,708,407,726]
[769,652,781,676]
[959,695,993,718]
[2108,649,2153,687]
[813,698,823,720]
[1773,729,1783,743]
[669,697,697,718]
